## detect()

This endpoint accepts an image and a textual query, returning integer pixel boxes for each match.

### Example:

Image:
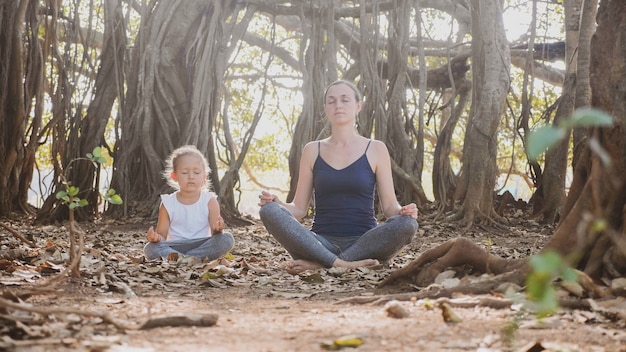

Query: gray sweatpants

[259,202,418,268]
[143,232,235,261]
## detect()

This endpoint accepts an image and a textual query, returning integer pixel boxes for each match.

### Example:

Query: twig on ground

[0,296,218,330]
[0,222,36,248]
[37,224,86,287]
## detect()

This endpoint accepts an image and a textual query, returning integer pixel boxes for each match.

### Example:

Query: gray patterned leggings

[259,202,418,268]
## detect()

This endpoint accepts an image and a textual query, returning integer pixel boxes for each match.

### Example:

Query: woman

[258,80,419,274]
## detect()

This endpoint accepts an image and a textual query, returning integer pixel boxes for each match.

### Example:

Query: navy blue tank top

[311,141,377,236]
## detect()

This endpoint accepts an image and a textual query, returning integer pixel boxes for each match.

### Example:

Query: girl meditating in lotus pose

[144,145,234,262]
[258,80,419,275]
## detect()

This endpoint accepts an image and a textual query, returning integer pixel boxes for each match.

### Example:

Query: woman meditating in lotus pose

[258,80,419,275]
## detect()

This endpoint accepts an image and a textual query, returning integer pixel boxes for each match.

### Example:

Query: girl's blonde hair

[163,145,211,190]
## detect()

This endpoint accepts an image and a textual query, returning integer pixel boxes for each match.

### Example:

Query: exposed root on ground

[440,206,509,231]
[379,238,526,289]
[340,269,526,306]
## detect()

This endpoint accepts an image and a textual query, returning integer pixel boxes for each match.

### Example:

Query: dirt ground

[1,208,626,352]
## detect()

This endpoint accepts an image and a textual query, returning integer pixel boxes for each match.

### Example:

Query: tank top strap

[364,139,372,154]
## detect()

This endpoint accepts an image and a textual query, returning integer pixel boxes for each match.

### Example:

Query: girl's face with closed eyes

[171,154,206,192]
[324,83,362,125]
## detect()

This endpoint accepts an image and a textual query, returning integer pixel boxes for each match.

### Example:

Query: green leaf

[526,126,566,161]
[529,251,561,273]
[95,147,107,163]
[560,108,614,129]
[92,146,103,158]
[331,335,364,348]
[68,186,80,197]
[78,199,89,207]
[525,251,577,318]
[534,286,558,318]
[55,190,67,199]
[526,271,550,299]
[108,194,123,205]
[202,272,219,279]
[104,189,123,205]
[87,146,106,164]
[561,267,578,283]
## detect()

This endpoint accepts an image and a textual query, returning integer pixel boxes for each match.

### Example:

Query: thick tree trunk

[432,82,471,214]
[532,0,582,223]
[0,0,31,217]
[451,0,510,227]
[110,0,240,218]
[572,0,598,172]
[546,0,626,278]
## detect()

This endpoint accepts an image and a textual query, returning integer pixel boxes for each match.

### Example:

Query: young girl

[258,80,419,274]
[144,145,235,262]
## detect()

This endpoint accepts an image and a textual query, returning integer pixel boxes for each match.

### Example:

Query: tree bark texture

[37,0,127,223]
[452,0,511,226]
[382,0,428,206]
[286,1,334,203]
[545,0,626,279]
[572,0,598,172]
[110,0,239,218]
[531,0,583,223]
[432,82,471,214]
[0,0,31,217]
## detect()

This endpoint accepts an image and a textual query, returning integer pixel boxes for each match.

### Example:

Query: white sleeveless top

[161,190,216,241]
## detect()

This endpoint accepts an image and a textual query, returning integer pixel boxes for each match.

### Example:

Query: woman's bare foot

[332,258,380,270]
[283,259,323,275]
[283,258,380,275]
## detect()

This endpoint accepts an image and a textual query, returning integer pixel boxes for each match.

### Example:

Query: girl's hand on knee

[212,216,224,234]
[147,226,162,242]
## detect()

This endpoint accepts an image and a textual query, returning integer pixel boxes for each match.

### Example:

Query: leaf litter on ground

[1,213,626,351]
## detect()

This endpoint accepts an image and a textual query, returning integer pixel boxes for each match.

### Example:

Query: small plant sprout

[525,250,578,318]
[484,236,494,247]
[54,146,123,278]
[55,182,89,210]
[56,146,122,211]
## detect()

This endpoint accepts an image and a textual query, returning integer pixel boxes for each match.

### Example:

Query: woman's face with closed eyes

[324,83,362,125]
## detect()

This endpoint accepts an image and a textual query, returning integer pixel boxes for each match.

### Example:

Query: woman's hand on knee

[258,190,278,206]
[399,203,418,219]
